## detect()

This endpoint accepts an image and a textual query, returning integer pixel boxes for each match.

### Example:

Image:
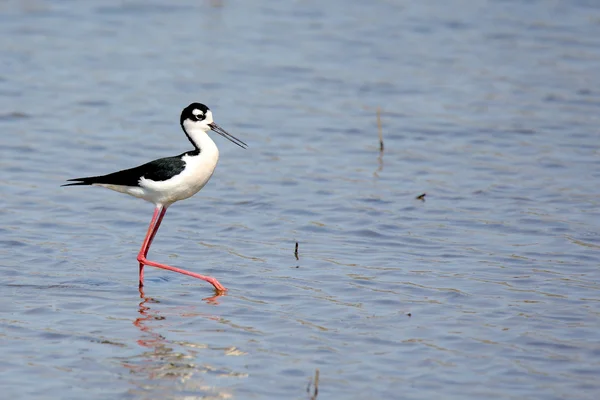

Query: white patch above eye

[193,109,204,117]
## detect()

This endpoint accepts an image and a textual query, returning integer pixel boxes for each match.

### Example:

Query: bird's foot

[137,255,227,292]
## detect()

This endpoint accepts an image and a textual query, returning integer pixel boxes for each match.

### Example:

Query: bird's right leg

[144,206,167,257]
[137,206,164,287]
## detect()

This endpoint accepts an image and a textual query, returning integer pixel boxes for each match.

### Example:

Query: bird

[63,103,247,293]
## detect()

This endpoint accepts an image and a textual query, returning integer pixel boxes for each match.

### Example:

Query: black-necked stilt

[63,103,247,292]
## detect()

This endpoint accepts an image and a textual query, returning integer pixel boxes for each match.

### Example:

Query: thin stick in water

[310,368,319,400]
[377,107,384,153]
[294,242,299,260]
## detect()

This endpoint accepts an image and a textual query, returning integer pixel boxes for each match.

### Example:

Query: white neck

[185,125,218,154]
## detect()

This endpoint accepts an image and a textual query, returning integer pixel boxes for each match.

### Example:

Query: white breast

[139,137,220,206]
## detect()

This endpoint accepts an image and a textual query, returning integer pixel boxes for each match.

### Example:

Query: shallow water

[2,0,600,399]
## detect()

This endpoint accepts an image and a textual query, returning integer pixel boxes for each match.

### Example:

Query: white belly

[139,147,220,206]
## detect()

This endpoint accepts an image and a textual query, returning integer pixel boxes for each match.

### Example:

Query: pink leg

[138,207,163,287]
[144,207,167,257]
[137,206,226,292]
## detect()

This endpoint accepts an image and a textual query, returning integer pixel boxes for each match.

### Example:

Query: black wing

[63,155,187,187]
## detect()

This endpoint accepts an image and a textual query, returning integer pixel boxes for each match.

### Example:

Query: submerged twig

[294,242,299,260]
[377,107,384,153]
[307,368,320,400]
[373,107,384,178]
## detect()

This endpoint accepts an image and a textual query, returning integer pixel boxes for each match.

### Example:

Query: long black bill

[209,122,247,149]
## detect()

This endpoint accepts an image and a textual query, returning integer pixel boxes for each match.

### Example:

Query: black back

[62,153,189,187]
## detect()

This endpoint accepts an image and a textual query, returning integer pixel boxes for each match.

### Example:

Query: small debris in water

[416,193,426,201]
[95,339,126,347]
[294,241,299,260]
[307,368,320,399]
[377,107,384,153]
[0,111,30,121]
[407,313,412,317]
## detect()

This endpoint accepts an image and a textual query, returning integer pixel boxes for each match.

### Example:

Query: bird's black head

[179,102,248,149]
[180,102,211,126]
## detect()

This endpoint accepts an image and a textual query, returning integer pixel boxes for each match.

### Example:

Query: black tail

[62,163,145,188]
[61,176,102,187]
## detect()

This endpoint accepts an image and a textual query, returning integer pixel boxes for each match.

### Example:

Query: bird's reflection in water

[374,151,384,178]
[133,288,166,349]
[203,290,226,306]
[121,288,240,399]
